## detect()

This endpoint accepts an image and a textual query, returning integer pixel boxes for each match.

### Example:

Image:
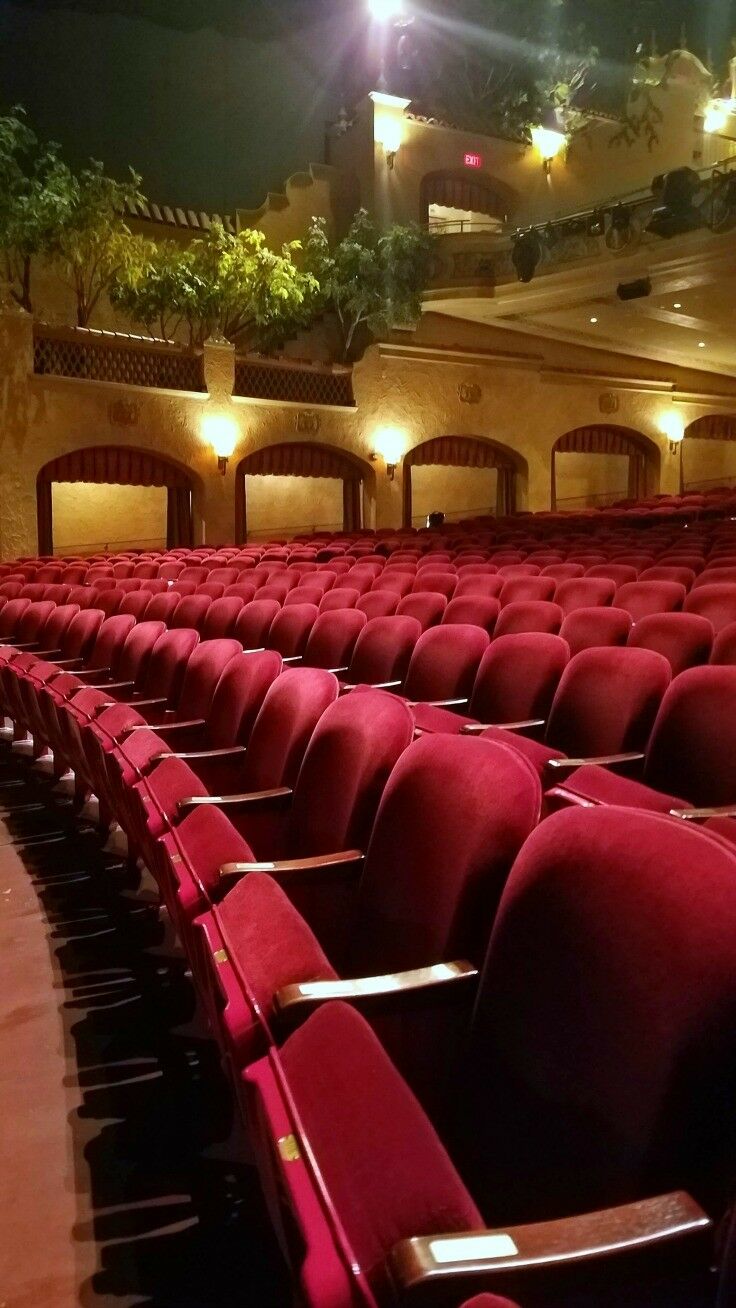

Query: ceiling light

[589,316,598,324]
[698,341,706,348]
[530,106,567,174]
[673,302,682,309]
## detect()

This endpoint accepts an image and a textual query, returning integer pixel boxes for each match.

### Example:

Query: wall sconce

[704,98,735,134]
[658,410,686,455]
[530,107,567,175]
[371,91,409,170]
[202,413,238,475]
[371,425,405,480]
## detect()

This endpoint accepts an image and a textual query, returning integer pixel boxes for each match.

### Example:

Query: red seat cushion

[551,763,685,813]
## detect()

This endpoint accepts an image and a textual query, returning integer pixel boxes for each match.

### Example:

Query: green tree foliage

[0,107,74,312]
[304,211,434,360]
[110,221,320,349]
[50,160,148,326]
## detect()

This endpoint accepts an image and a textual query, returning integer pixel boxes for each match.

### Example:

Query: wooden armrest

[275,959,477,1015]
[75,666,112,682]
[461,719,545,734]
[167,745,247,762]
[220,848,365,884]
[419,697,469,709]
[390,1192,710,1293]
[178,785,293,815]
[90,678,135,693]
[328,666,350,674]
[670,804,736,820]
[126,696,169,712]
[546,752,645,771]
[242,646,267,654]
[52,657,84,669]
[33,648,63,660]
[130,717,206,737]
[281,655,303,664]
[341,679,404,692]
[4,639,37,649]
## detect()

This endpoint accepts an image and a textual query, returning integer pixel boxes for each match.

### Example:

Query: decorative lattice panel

[34,331,206,393]
[234,358,355,407]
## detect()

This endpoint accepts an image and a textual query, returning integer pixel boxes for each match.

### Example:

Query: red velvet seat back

[644,665,736,805]
[371,572,415,597]
[143,591,180,625]
[454,574,504,599]
[614,580,686,621]
[59,608,105,660]
[469,633,569,725]
[346,615,421,685]
[639,565,696,589]
[356,590,399,620]
[629,612,713,675]
[318,587,360,613]
[83,614,136,673]
[555,577,616,615]
[241,667,339,792]
[115,620,167,687]
[139,628,199,704]
[466,807,736,1223]
[411,572,457,598]
[196,582,226,600]
[403,624,489,702]
[204,649,282,750]
[586,563,638,585]
[173,639,242,722]
[171,594,211,632]
[711,620,736,666]
[302,610,367,670]
[267,604,319,658]
[349,736,541,975]
[499,576,556,604]
[290,690,414,857]
[0,598,31,636]
[396,592,447,630]
[558,606,632,656]
[442,596,499,635]
[494,600,563,638]
[234,599,281,650]
[200,597,244,641]
[15,601,56,643]
[684,583,736,634]
[546,646,671,756]
[37,603,81,651]
[222,583,257,603]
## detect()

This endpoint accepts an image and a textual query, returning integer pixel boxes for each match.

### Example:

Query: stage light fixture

[647,167,702,238]
[512,230,543,283]
[605,204,634,250]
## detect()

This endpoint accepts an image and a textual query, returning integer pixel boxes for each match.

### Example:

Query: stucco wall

[554,452,630,509]
[409,464,498,525]
[682,438,736,489]
[244,473,345,540]
[52,482,168,553]
[4,301,736,559]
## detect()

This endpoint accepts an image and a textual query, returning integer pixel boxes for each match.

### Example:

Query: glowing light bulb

[658,411,685,444]
[530,124,567,163]
[368,0,404,21]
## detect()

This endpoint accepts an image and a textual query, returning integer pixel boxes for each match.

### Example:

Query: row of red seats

[0,620,734,1305]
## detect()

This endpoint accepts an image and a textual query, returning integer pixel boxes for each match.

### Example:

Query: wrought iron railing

[234,355,355,407]
[34,326,206,392]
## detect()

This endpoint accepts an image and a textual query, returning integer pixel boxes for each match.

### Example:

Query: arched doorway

[683,415,736,491]
[421,171,513,234]
[403,435,525,527]
[551,426,659,510]
[37,445,194,555]
[235,442,368,543]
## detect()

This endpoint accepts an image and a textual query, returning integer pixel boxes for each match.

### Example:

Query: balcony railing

[234,355,355,407]
[33,326,206,392]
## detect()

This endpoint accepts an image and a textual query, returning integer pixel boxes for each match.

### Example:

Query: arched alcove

[235,442,372,543]
[420,170,515,233]
[36,445,195,555]
[551,425,660,510]
[403,435,526,527]
[683,415,736,491]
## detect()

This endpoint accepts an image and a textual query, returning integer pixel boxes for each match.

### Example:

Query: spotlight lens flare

[368,0,404,21]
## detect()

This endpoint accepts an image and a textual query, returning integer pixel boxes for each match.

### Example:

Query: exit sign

[464,152,483,168]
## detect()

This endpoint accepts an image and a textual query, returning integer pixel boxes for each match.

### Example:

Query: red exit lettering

[464,152,483,168]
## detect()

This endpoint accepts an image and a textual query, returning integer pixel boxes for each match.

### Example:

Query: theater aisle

[0,746,289,1308]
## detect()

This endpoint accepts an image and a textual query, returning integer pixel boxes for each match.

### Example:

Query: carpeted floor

[0,739,291,1308]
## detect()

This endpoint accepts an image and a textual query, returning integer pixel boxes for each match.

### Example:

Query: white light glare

[368,0,404,22]
[704,99,736,134]
[658,411,685,444]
